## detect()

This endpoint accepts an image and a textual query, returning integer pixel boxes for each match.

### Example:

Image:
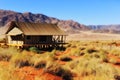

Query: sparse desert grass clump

[30,50,58,69]
[70,48,81,56]
[0,47,19,61]
[30,54,47,68]
[10,52,31,68]
[109,58,118,64]
[59,54,72,62]
[109,46,120,57]
[45,61,73,80]
[31,52,54,68]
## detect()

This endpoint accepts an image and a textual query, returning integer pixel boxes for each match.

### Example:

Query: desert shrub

[29,47,40,53]
[34,60,46,69]
[109,47,120,57]
[45,51,57,61]
[109,58,117,64]
[30,54,47,69]
[30,51,56,69]
[59,55,72,62]
[84,48,98,54]
[79,52,85,56]
[79,47,86,50]
[10,52,31,68]
[96,50,108,62]
[69,48,82,56]
[45,61,72,80]
[51,49,56,54]
[0,47,19,61]
[94,53,107,62]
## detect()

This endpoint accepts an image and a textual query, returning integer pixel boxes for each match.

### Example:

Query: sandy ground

[67,31,120,41]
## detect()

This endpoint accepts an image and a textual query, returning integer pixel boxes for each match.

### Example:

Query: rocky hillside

[0,9,90,33]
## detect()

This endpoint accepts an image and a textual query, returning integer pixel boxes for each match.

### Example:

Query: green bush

[29,47,40,53]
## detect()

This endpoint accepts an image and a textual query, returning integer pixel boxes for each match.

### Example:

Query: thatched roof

[1,21,67,35]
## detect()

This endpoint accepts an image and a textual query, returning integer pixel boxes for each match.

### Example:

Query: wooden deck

[0,42,67,49]
[22,42,67,49]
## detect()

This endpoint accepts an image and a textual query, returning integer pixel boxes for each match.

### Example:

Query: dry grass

[0,40,120,80]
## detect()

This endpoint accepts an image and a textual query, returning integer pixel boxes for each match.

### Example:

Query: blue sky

[0,0,120,25]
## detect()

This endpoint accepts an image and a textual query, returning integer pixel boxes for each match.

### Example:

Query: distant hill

[0,9,90,33]
[89,25,120,34]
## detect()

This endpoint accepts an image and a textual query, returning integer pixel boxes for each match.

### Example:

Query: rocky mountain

[0,9,90,33]
[1,9,120,34]
[89,25,120,34]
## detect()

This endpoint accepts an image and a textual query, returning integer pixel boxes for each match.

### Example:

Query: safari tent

[0,21,67,48]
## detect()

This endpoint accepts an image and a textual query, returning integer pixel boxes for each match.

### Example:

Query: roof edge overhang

[24,34,68,36]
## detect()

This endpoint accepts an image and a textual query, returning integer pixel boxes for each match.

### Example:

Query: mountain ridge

[1,9,120,34]
[0,9,90,33]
